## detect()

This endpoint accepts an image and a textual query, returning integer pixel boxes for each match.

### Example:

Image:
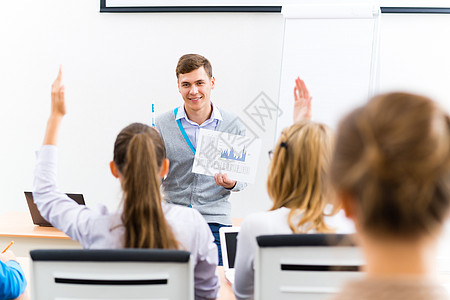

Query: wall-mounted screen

[100,0,282,12]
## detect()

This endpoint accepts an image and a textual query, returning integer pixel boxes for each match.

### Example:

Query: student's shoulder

[164,203,206,225]
[240,208,290,233]
[325,209,356,234]
[240,210,273,230]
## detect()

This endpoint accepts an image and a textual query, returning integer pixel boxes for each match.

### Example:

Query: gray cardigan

[156,107,247,225]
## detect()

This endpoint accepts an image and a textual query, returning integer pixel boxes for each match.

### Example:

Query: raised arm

[44,66,66,145]
[293,76,312,123]
[34,67,97,246]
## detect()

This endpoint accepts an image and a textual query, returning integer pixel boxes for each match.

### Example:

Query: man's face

[177,66,215,115]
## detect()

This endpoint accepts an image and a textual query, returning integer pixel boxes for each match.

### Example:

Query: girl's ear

[160,158,170,178]
[110,161,119,178]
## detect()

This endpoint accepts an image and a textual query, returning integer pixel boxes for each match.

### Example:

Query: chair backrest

[255,234,364,300]
[30,249,194,300]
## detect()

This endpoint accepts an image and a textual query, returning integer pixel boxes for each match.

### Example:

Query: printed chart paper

[192,129,262,183]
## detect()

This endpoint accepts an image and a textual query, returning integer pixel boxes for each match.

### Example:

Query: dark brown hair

[114,123,178,249]
[176,54,213,78]
[330,92,450,239]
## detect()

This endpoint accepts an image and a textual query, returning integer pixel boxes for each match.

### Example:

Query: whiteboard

[379,13,450,114]
[377,6,450,274]
[276,1,380,138]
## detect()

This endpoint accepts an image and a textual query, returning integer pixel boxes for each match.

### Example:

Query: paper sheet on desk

[192,129,262,184]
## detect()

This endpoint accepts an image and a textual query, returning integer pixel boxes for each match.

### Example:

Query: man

[156,54,246,265]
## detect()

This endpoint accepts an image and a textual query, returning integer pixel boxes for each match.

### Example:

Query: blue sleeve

[0,260,27,299]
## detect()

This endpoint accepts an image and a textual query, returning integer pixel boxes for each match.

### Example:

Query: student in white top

[233,77,354,300]
[33,67,219,300]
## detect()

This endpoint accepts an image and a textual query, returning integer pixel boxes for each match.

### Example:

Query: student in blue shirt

[0,250,27,300]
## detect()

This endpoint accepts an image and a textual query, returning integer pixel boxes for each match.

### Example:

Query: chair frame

[255,234,364,300]
[30,248,194,300]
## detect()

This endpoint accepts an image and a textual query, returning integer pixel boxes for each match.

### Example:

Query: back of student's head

[113,123,178,249]
[330,92,450,239]
[176,54,213,78]
[268,121,335,233]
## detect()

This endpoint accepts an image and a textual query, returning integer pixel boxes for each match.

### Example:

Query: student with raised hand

[330,92,450,299]
[0,251,27,300]
[33,67,220,300]
[233,77,353,300]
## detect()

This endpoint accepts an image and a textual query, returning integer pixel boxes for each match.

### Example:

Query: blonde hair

[268,121,336,233]
[330,92,450,239]
[113,123,179,249]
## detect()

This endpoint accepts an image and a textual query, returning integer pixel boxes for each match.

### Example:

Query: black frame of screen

[381,7,450,14]
[99,0,281,13]
[99,1,450,14]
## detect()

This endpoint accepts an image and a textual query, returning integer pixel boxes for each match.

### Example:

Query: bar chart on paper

[192,129,261,183]
[220,147,247,162]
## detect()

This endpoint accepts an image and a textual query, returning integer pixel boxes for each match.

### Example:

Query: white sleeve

[233,217,258,300]
[191,211,220,300]
[33,145,102,247]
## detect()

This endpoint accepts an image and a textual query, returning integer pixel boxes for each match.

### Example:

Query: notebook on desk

[219,226,240,285]
[24,191,85,227]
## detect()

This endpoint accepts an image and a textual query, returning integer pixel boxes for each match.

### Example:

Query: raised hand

[44,66,66,145]
[293,76,312,123]
[51,65,66,118]
[0,250,17,264]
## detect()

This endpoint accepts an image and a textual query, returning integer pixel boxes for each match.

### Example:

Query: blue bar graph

[220,146,247,162]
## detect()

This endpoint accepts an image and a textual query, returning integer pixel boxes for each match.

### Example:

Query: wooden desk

[17,258,236,300]
[0,212,81,256]
[4,212,238,299]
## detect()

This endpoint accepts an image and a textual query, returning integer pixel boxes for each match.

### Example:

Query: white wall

[379,13,450,113]
[0,0,284,216]
[2,1,450,226]
[378,11,450,272]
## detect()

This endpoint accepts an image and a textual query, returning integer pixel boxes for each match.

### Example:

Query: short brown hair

[176,54,213,78]
[330,92,450,239]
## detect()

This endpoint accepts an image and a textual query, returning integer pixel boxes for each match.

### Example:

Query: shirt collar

[175,102,223,123]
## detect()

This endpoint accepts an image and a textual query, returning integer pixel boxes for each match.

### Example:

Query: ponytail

[114,123,178,249]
